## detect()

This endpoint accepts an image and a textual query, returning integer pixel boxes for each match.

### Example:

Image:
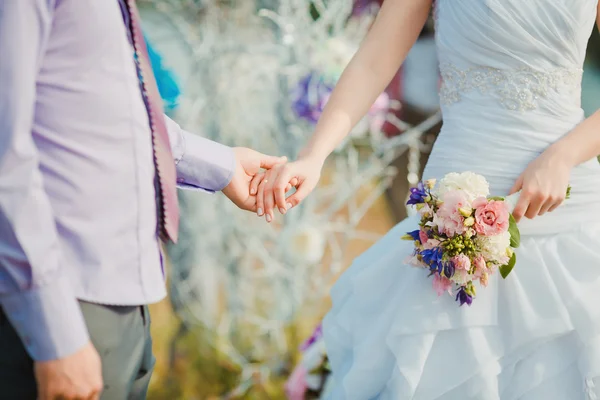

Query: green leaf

[508,214,520,248]
[565,185,572,200]
[488,196,505,201]
[500,252,517,279]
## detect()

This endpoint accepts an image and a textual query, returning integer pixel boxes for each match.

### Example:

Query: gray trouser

[0,301,155,400]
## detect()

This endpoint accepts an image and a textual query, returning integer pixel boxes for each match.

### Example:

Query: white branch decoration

[142,0,441,394]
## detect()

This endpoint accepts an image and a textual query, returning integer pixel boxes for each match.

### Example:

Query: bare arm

[256,0,433,219]
[545,6,600,168]
[299,0,433,163]
[510,7,600,221]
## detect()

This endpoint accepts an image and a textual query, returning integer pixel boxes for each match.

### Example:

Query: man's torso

[33,0,164,304]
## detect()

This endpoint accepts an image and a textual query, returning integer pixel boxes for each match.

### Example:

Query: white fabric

[323,1,600,398]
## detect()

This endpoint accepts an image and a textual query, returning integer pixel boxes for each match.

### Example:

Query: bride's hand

[249,172,297,221]
[509,147,572,222]
[255,156,324,222]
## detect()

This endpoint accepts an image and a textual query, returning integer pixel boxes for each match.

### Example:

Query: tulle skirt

[323,216,600,399]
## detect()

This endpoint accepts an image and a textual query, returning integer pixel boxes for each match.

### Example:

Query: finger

[274,168,294,214]
[511,193,529,223]
[289,177,299,188]
[537,199,553,216]
[263,171,279,223]
[250,173,264,196]
[259,155,287,170]
[256,174,268,217]
[509,174,524,195]
[285,180,315,208]
[546,196,564,213]
[524,194,544,219]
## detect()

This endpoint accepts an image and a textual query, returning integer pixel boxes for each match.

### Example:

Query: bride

[257,0,600,398]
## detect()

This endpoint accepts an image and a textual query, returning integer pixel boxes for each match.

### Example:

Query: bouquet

[402,172,523,306]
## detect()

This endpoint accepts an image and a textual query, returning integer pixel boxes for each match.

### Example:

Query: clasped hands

[223,147,323,221]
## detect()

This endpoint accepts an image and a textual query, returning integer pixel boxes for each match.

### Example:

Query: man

[0,1,283,399]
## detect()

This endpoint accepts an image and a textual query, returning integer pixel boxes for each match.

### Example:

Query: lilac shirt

[0,0,235,361]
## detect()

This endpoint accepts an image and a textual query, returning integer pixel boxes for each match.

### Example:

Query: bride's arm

[510,5,600,222]
[298,0,433,162]
[546,5,600,168]
[256,0,432,219]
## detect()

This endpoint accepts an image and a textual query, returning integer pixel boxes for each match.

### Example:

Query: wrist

[546,140,578,169]
[297,147,328,167]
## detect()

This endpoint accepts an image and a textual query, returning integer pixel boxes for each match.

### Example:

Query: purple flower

[291,73,333,124]
[406,229,421,242]
[300,323,323,352]
[443,261,455,278]
[455,287,473,306]
[406,182,428,205]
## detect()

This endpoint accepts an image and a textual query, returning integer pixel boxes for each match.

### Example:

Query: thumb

[509,174,524,195]
[259,154,287,170]
[285,180,314,208]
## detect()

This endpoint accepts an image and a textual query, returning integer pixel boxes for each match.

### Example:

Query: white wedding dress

[323,1,600,399]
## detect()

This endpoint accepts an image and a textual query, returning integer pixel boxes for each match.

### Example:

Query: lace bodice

[434,0,597,113]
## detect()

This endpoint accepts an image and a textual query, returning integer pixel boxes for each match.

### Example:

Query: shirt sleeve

[0,1,89,361]
[164,115,236,192]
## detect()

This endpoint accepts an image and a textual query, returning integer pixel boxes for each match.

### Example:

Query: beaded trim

[438,63,582,111]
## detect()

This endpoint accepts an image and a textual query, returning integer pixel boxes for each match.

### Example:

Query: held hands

[509,146,572,223]
[250,155,324,222]
[222,147,287,212]
[34,341,103,400]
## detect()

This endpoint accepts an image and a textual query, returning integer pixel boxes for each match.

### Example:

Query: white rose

[475,230,511,264]
[435,172,490,201]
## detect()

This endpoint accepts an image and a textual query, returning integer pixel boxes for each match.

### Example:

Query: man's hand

[222,147,287,212]
[35,341,103,400]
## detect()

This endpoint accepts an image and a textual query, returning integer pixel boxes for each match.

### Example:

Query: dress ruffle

[323,216,600,399]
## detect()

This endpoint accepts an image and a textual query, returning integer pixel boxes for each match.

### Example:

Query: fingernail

[266,214,272,222]
[286,202,292,210]
[250,188,256,195]
[257,208,263,216]
[279,207,286,214]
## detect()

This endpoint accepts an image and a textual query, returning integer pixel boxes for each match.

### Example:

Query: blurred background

[137,1,600,398]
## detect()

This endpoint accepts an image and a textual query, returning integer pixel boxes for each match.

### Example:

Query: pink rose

[452,254,471,271]
[473,198,510,236]
[432,274,453,296]
[285,365,308,400]
[434,190,470,237]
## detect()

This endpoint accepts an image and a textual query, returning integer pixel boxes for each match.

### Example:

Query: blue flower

[406,229,421,242]
[421,247,444,272]
[407,182,428,205]
[455,287,473,306]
